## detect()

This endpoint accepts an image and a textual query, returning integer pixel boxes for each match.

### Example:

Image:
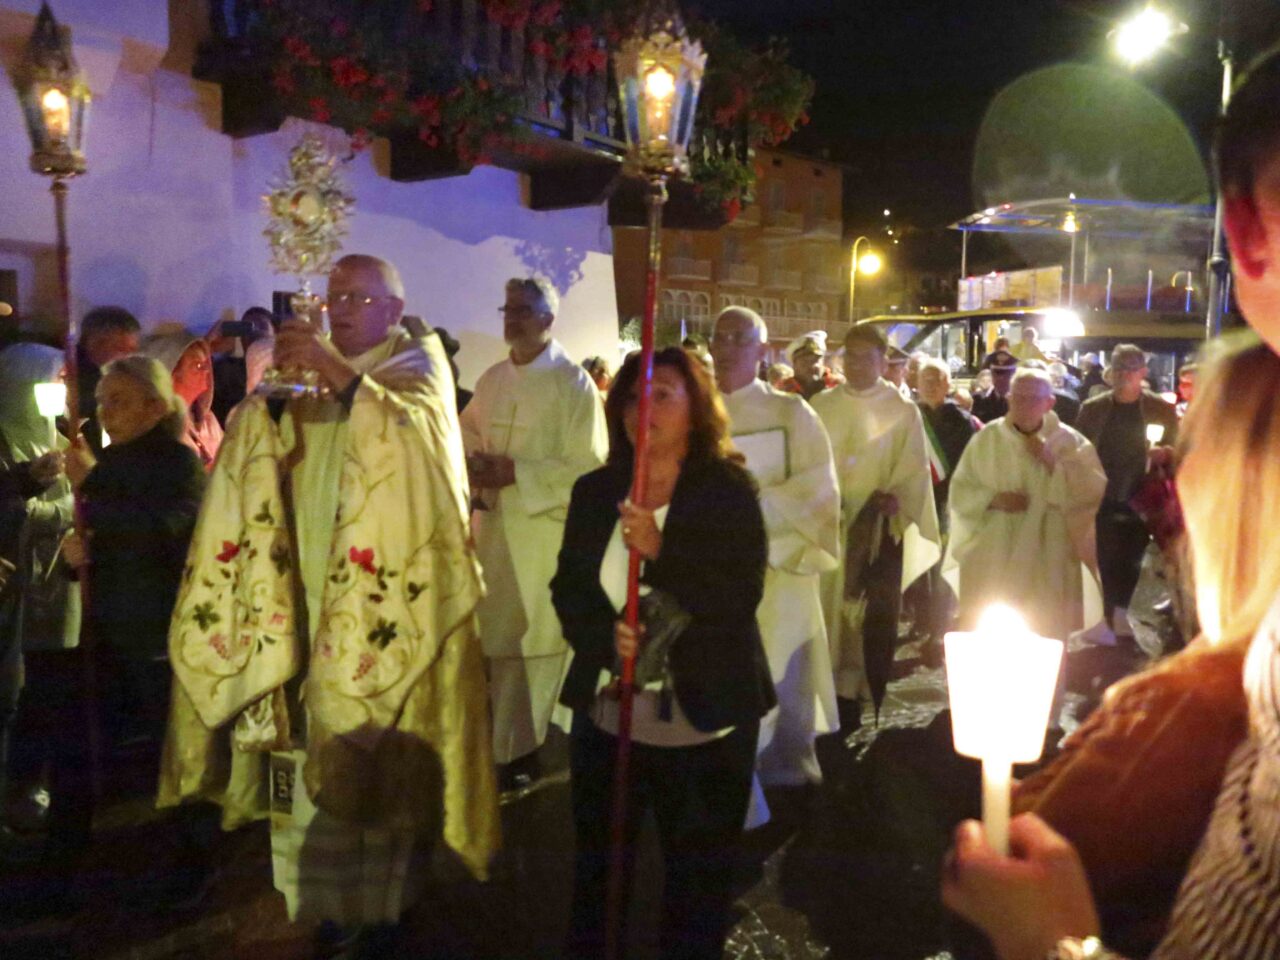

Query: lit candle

[33,381,66,449]
[40,87,70,143]
[944,604,1064,855]
[1145,423,1165,446]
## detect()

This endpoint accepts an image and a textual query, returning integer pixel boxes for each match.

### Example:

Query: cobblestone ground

[0,638,1144,960]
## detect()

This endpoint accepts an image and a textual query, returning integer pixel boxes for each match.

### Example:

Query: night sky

[693,0,1277,232]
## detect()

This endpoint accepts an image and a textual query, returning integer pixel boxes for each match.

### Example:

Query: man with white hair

[945,367,1107,638]
[461,277,607,794]
[161,254,498,949]
[710,307,840,791]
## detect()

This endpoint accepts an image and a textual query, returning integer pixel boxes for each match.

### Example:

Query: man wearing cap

[971,348,1017,423]
[710,307,840,791]
[1075,344,1178,636]
[812,324,940,721]
[779,331,838,401]
[883,345,911,398]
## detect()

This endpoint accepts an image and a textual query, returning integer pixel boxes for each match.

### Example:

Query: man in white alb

[710,307,840,789]
[945,367,1106,638]
[460,277,608,791]
[812,323,940,721]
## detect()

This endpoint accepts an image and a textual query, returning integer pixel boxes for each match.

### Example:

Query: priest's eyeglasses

[328,293,391,309]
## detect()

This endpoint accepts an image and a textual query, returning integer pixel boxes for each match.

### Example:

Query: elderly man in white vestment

[710,307,840,788]
[460,277,608,789]
[812,323,940,720]
[158,255,499,949]
[945,367,1107,638]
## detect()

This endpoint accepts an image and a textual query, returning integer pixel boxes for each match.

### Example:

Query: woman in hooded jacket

[139,323,223,469]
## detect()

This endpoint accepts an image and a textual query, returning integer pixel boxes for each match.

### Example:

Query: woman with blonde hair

[943,331,1280,959]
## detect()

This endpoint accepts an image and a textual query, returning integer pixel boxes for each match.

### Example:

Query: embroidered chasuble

[158,328,499,923]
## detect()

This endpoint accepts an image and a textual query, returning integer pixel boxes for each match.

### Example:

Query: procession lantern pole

[15,2,99,791]
[608,9,705,957]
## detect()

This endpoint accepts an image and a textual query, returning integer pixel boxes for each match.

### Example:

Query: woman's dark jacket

[81,423,206,658]
[552,456,776,733]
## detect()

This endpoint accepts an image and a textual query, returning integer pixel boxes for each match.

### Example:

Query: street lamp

[1113,5,1187,68]
[848,236,882,322]
[1111,3,1231,338]
[607,8,705,959]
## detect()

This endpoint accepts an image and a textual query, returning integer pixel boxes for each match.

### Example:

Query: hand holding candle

[944,605,1064,855]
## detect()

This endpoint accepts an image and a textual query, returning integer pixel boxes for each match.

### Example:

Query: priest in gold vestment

[158,256,499,940]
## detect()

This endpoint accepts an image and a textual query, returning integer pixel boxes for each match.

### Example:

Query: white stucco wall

[0,1,618,388]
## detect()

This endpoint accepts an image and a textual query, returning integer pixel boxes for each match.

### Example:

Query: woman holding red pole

[552,347,774,960]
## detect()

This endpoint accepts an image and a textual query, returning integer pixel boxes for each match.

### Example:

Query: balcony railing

[196,0,750,225]
[719,263,760,286]
[807,273,843,296]
[667,258,713,281]
[766,268,803,290]
[762,208,805,235]
[804,216,843,240]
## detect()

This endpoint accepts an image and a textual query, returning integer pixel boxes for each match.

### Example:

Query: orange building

[612,149,849,356]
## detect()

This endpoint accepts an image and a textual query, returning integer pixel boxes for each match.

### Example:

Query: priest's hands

[871,491,900,517]
[941,815,1100,960]
[989,491,1029,513]
[467,453,516,489]
[619,499,662,560]
[275,318,358,392]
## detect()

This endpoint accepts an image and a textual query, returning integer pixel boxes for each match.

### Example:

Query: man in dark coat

[1075,344,1179,635]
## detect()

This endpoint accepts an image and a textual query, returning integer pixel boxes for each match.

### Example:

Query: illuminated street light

[1111,4,1229,337]
[849,236,882,321]
[1113,5,1186,68]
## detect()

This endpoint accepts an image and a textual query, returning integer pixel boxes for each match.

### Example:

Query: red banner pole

[52,176,101,799]
[604,174,667,960]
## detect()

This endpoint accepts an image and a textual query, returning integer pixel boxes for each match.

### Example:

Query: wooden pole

[52,175,102,798]
[604,174,666,960]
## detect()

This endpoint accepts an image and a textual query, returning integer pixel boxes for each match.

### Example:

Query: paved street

[0,638,1143,960]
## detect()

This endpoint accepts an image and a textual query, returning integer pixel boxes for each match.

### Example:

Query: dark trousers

[566,712,758,960]
[1096,504,1150,622]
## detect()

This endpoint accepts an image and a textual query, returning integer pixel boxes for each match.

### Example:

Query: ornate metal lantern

[15,3,90,178]
[612,6,706,179]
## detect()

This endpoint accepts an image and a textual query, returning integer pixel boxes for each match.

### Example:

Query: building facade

[613,148,849,356]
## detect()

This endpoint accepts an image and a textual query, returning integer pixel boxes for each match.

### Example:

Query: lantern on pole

[14,2,91,407]
[15,2,101,794]
[605,8,705,959]
[944,605,1063,855]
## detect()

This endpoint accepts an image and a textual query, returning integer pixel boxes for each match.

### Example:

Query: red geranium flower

[349,546,377,575]
[309,97,332,123]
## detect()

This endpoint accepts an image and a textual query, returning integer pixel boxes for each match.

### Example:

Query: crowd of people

[1,40,1280,960]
